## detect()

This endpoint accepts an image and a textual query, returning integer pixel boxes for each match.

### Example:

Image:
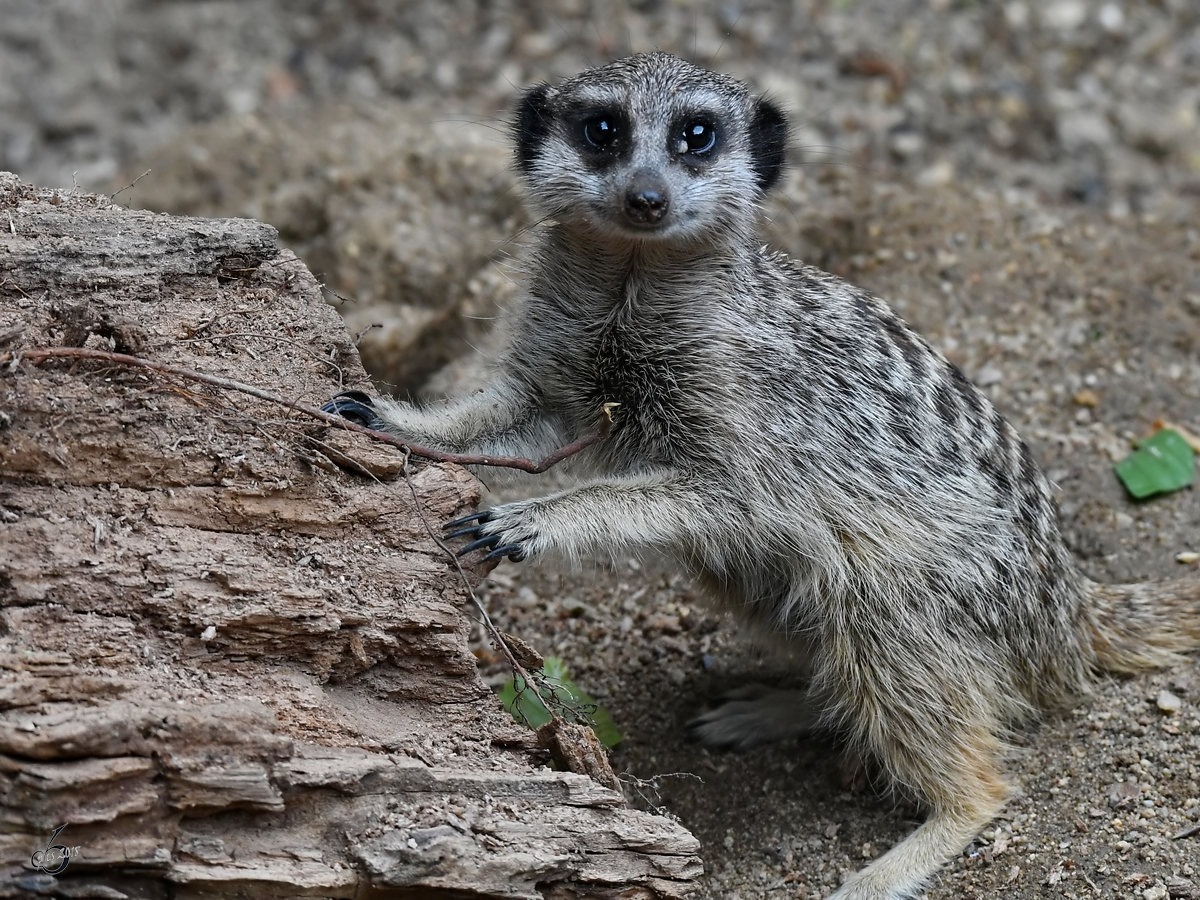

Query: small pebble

[200,625,217,642]
[916,159,955,188]
[1156,690,1182,714]
[1108,781,1139,805]
[1098,3,1124,33]
[1175,551,1199,564]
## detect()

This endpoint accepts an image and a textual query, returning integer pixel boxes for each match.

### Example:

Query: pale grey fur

[358,53,1200,900]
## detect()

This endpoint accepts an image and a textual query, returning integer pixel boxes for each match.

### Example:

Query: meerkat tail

[830,728,1010,900]
[1086,578,1200,673]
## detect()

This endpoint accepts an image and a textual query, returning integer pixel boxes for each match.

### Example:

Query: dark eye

[582,115,619,150]
[677,121,717,157]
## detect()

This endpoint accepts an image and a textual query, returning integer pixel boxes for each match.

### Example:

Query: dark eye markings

[570,108,629,161]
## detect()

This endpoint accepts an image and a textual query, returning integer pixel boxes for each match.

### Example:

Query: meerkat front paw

[443,507,533,563]
[322,390,384,429]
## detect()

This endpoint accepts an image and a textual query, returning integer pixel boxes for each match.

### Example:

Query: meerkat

[325,53,1200,900]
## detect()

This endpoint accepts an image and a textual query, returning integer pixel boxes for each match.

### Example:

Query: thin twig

[618,771,705,814]
[399,450,556,719]
[2,346,613,473]
[182,304,268,338]
[353,323,382,347]
[619,772,705,787]
[0,279,30,297]
[320,284,357,305]
[111,168,152,201]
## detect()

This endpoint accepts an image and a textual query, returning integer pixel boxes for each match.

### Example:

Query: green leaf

[497,673,553,730]
[497,656,622,748]
[541,656,570,683]
[581,701,623,750]
[1114,428,1196,499]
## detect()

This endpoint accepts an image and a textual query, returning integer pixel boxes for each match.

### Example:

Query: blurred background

[4,4,1199,898]
[3,0,1199,209]
[3,0,1197,398]
[2,0,1197,396]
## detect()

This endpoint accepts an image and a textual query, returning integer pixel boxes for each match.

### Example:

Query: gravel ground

[3,0,1199,213]
[3,2,1199,898]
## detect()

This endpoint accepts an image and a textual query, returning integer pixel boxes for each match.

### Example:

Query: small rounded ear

[514,84,553,174]
[749,97,788,192]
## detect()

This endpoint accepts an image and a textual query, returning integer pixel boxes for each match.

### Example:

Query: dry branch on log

[0,346,617,475]
[0,171,701,899]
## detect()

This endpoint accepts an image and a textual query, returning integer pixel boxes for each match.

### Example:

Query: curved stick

[4,346,613,474]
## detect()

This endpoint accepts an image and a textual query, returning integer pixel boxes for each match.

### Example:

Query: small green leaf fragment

[584,704,623,749]
[496,657,622,748]
[541,656,570,682]
[498,673,553,730]
[1115,428,1196,499]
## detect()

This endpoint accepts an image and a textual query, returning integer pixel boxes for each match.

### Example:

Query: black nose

[624,170,669,225]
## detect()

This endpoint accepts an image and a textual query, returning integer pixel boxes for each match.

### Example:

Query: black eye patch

[582,114,620,150]
[566,107,630,164]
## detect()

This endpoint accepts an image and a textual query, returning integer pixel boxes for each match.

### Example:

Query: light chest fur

[513,236,736,473]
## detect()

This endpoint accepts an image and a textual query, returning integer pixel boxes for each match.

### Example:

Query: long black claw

[483,544,526,563]
[326,399,380,428]
[444,525,484,541]
[444,511,491,531]
[322,392,382,429]
[443,509,525,562]
[457,535,501,557]
[330,390,374,405]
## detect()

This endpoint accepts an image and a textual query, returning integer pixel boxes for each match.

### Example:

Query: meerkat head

[513,53,787,245]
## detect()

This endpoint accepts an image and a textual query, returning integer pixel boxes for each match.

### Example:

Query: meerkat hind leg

[687,685,820,750]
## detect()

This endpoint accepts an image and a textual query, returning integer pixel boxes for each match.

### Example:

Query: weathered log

[0,171,701,899]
